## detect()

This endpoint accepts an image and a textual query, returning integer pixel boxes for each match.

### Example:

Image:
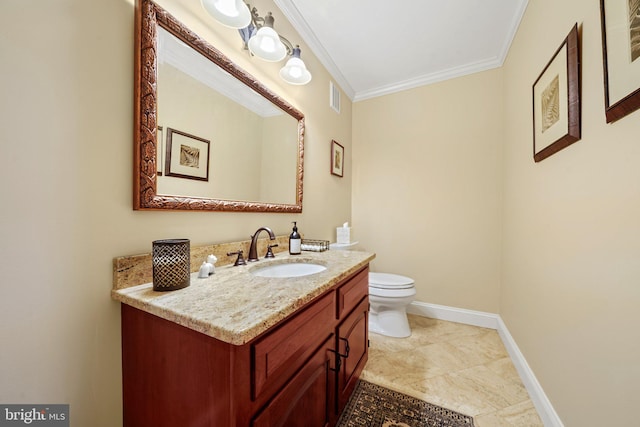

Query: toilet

[368,272,416,338]
[329,242,416,338]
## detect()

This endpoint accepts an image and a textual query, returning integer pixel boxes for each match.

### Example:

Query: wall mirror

[134,0,304,212]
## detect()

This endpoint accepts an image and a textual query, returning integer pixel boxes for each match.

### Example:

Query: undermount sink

[250,262,327,278]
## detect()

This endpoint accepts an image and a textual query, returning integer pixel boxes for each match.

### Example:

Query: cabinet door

[121,305,232,427]
[336,296,369,414]
[251,335,336,427]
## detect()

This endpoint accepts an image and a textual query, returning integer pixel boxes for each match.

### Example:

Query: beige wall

[260,114,299,204]
[4,0,640,425]
[501,0,640,425]
[157,63,263,200]
[353,69,504,313]
[0,0,351,426]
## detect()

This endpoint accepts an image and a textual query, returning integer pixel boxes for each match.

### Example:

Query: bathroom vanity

[124,0,373,422]
[112,250,374,427]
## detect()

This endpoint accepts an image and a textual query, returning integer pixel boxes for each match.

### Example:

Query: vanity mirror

[134,0,304,212]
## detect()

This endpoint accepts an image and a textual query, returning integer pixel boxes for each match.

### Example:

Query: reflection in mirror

[134,0,304,212]
[157,27,299,204]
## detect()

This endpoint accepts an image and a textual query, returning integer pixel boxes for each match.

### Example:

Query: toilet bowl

[368,272,416,338]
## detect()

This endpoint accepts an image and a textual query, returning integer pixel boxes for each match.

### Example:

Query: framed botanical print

[165,128,210,181]
[331,140,344,177]
[600,0,640,123]
[532,24,581,162]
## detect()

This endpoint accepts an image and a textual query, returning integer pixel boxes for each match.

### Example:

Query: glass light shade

[248,26,287,62]
[280,55,312,85]
[201,0,251,29]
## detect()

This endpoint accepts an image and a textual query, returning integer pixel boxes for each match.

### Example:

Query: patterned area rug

[337,380,475,427]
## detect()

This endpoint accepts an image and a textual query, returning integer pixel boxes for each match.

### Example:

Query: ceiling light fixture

[247,12,287,62]
[202,0,312,85]
[280,46,312,85]
[201,0,251,29]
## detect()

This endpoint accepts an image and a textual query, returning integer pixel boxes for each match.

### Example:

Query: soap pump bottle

[289,221,301,255]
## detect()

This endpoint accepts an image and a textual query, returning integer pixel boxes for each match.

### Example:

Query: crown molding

[274,0,355,100]
[353,57,502,102]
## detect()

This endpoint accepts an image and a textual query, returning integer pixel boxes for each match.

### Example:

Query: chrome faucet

[247,227,276,262]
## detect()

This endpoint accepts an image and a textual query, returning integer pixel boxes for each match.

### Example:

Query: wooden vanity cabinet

[120,265,369,427]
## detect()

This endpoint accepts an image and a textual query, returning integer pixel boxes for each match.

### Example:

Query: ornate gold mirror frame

[133,0,304,212]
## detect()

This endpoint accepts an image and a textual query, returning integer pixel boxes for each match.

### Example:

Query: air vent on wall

[330,81,340,114]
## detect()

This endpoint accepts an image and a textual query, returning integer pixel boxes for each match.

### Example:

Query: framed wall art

[600,0,640,123]
[165,128,210,181]
[533,23,581,162]
[331,140,344,177]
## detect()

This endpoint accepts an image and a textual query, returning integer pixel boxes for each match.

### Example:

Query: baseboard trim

[495,317,564,427]
[407,301,564,427]
[407,301,499,329]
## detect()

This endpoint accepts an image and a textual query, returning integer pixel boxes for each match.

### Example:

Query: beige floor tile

[454,365,530,407]
[474,400,542,427]
[484,357,523,383]
[406,371,502,416]
[361,314,544,426]
[408,316,491,344]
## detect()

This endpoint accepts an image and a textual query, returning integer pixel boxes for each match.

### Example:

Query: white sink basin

[251,262,327,278]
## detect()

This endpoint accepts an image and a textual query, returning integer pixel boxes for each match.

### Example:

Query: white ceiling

[274,0,529,101]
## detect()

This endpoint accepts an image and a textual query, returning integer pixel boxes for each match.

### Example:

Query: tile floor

[360,315,544,427]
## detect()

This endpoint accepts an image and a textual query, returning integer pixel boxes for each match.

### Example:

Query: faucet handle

[265,244,278,258]
[226,250,247,266]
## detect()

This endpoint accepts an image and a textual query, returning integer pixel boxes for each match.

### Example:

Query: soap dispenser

[289,221,301,255]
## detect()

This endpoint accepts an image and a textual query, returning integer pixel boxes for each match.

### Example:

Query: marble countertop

[112,250,375,345]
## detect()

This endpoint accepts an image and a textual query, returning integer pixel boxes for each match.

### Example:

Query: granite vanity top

[112,250,375,345]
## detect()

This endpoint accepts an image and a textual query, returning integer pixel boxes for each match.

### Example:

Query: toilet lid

[369,286,416,298]
[369,272,414,289]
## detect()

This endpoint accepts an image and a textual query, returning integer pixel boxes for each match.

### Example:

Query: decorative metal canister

[152,239,190,291]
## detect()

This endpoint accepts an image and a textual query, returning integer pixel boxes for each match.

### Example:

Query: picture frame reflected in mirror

[165,128,210,182]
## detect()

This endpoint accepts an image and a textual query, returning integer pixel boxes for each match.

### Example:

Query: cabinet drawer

[336,267,369,319]
[252,291,335,401]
